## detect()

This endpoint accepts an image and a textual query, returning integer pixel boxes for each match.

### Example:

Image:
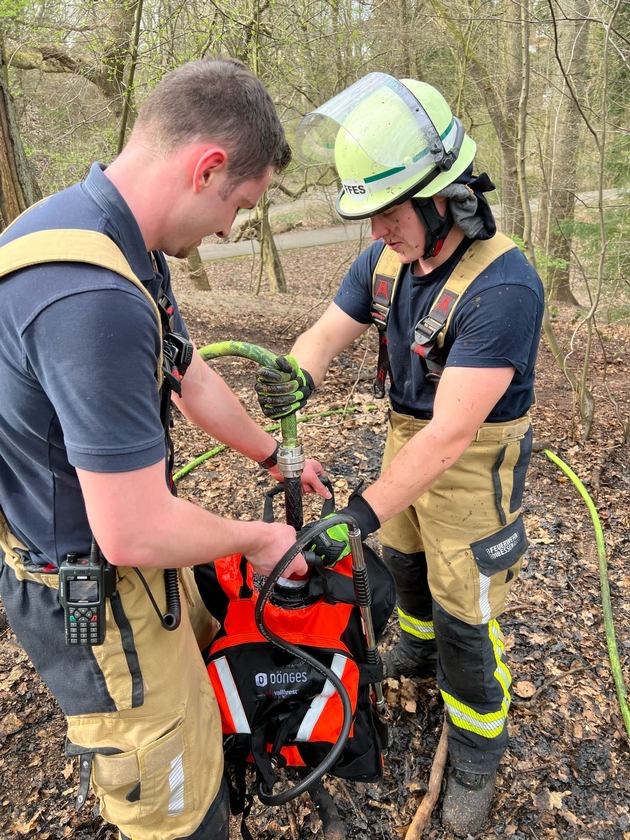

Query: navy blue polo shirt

[0,163,187,566]
[334,238,544,421]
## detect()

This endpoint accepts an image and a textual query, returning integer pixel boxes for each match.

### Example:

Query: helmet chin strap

[412,197,453,259]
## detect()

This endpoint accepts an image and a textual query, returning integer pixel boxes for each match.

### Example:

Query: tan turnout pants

[0,544,222,840]
[379,409,531,625]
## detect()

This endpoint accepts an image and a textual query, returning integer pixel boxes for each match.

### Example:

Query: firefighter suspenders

[0,229,167,560]
[0,229,165,385]
[370,247,402,398]
[370,233,518,394]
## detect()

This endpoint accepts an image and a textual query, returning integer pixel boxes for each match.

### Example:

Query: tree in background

[1,0,215,289]
[0,28,41,229]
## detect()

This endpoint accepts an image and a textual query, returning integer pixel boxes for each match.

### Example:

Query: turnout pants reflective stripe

[0,551,223,840]
[381,548,435,640]
[379,409,533,771]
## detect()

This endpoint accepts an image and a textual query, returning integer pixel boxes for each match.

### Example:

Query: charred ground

[1,239,629,840]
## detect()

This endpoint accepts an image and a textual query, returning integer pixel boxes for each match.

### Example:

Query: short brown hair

[135,58,291,184]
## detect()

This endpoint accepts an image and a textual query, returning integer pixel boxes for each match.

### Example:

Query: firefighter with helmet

[256,73,544,836]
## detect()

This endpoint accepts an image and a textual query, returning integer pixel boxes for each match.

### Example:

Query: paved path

[198,187,624,263]
[198,222,369,262]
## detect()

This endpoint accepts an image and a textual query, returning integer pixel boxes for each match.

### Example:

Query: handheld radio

[58,541,116,646]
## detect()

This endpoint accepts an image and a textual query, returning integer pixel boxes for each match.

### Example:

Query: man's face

[169,167,273,259]
[369,200,428,265]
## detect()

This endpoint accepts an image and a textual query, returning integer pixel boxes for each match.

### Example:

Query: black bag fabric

[194,542,395,794]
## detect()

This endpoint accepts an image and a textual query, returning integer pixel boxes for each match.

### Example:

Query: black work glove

[303,491,380,567]
[255,355,315,420]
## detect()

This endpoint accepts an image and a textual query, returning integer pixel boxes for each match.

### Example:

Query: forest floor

[0,232,629,840]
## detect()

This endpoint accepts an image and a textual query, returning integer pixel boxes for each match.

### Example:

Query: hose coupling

[277,444,305,478]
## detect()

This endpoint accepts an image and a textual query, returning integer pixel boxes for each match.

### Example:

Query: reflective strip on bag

[295,654,349,742]
[212,657,251,734]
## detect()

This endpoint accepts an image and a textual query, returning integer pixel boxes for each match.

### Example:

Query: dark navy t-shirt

[333,238,544,421]
[0,163,187,566]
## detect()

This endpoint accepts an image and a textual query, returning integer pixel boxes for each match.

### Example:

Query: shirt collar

[82,163,156,283]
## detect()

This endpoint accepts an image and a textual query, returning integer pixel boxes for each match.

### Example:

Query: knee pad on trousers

[382,546,432,619]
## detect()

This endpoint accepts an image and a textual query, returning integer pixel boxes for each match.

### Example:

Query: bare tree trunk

[246,3,287,295]
[516,0,533,256]
[0,34,40,229]
[257,192,287,293]
[429,0,524,238]
[5,2,138,116]
[117,0,144,153]
[396,0,418,78]
[539,0,590,306]
[187,248,211,291]
[502,10,526,237]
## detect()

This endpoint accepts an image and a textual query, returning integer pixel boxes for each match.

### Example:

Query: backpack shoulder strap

[370,246,404,398]
[434,232,517,349]
[412,233,517,380]
[370,245,403,330]
[0,229,164,386]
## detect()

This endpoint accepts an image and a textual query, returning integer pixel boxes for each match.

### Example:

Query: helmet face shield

[296,72,476,220]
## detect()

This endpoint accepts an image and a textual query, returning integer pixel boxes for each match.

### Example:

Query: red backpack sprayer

[193,341,395,838]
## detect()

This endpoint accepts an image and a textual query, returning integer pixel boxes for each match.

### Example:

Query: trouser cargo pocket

[67,711,188,828]
[469,514,528,618]
[91,718,186,825]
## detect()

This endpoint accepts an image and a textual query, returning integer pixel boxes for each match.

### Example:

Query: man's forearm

[78,462,306,577]
[175,351,277,463]
[362,366,516,524]
[289,332,331,387]
[362,420,475,524]
[289,304,368,387]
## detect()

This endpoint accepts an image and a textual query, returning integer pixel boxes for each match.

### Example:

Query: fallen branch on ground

[405,716,449,839]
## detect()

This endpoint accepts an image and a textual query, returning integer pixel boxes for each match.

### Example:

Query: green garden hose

[198,341,302,527]
[176,355,630,741]
[543,449,630,740]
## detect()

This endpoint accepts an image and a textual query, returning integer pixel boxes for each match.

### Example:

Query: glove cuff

[345,491,380,540]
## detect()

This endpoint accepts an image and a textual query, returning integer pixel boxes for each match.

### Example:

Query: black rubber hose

[283,475,304,531]
[254,515,360,805]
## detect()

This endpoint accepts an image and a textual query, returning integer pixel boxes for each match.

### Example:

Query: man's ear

[192,147,228,193]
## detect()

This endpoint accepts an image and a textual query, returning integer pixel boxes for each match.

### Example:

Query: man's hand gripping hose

[255,354,315,420]
[199,341,308,531]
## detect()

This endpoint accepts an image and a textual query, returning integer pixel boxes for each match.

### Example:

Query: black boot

[382,634,438,679]
[441,766,496,836]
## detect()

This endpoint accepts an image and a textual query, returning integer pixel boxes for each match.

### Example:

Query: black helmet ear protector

[409,113,466,260]
[412,196,453,260]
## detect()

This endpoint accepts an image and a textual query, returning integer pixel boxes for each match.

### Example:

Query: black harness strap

[410,233,519,381]
[370,247,403,398]
[411,286,462,382]
[370,233,519,390]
